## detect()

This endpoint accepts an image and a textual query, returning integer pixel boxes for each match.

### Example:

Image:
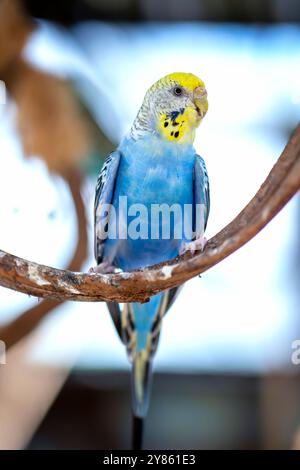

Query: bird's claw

[89,261,116,274]
[180,236,207,256]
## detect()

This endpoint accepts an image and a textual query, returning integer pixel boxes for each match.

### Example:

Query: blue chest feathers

[104,136,196,270]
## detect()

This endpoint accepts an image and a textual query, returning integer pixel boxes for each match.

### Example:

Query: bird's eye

[173,86,183,96]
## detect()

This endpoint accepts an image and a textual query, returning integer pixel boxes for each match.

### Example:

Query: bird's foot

[89,261,116,274]
[180,236,207,256]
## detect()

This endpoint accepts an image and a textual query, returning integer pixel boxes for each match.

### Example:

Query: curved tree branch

[0,125,300,303]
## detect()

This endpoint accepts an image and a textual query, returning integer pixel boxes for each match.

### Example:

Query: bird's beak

[193,86,208,119]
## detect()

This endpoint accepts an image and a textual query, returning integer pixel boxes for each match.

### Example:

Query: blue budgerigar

[91,72,210,420]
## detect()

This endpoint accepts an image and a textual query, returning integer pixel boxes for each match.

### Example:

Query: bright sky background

[0,21,299,373]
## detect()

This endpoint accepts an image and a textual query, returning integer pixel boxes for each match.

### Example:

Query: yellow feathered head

[132,72,208,144]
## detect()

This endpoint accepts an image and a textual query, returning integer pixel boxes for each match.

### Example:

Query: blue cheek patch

[168,110,180,122]
[168,108,185,123]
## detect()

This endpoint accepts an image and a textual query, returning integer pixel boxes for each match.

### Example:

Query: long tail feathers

[132,351,152,418]
[107,287,182,419]
[128,293,164,418]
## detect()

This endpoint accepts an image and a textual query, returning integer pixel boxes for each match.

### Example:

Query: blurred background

[0,0,300,450]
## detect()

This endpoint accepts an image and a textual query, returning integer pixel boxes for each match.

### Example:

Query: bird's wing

[194,154,210,234]
[164,285,184,313]
[94,150,122,264]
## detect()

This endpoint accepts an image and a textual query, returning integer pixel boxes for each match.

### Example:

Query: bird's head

[131,72,208,144]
